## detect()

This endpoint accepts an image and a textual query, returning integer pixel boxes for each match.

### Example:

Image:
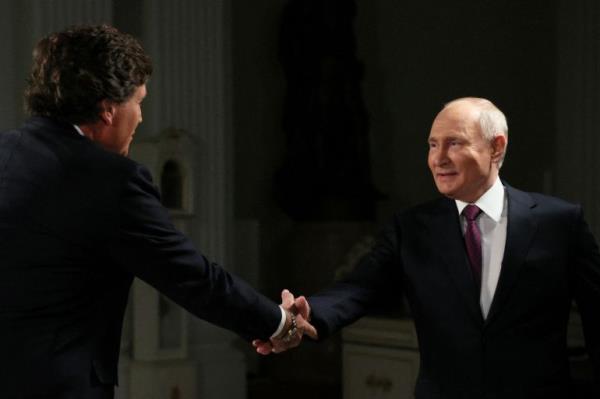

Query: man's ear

[99,100,117,125]
[490,134,507,163]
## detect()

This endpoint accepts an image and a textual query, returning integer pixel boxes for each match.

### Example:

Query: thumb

[281,289,295,309]
[294,296,311,320]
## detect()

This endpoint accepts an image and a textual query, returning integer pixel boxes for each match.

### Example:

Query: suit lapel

[485,185,537,326]
[428,198,484,325]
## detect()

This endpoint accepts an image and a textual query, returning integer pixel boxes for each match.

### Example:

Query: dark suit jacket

[309,185,600,399]
[0,117,281,399]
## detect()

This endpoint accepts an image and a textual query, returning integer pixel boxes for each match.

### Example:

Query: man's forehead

[428,128,467,141]
[429,115,482,142]
[430,115,468,134]
[432,104,478,127]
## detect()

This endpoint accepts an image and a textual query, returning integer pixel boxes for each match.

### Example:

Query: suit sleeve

[308,217,402,339]
[571,205,600,389]
[107,164,281,341]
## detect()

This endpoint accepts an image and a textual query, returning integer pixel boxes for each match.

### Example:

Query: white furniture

[342,317,419,399]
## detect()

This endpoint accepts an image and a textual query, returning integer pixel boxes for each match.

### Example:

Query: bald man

[258,98,600,399]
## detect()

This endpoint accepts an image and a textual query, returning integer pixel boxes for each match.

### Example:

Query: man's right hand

[252,289,318,355]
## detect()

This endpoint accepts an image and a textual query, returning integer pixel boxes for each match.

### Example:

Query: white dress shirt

[73,124,85,136]
[455,177,507,318]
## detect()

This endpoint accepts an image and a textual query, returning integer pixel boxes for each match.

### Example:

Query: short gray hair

[444,97,508,167]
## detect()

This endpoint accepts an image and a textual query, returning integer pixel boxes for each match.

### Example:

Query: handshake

[252,289,318,355]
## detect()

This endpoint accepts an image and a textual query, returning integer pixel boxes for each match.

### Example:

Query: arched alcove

[160,159,184,210]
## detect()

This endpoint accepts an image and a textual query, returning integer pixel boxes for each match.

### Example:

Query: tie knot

[463,204,482,221]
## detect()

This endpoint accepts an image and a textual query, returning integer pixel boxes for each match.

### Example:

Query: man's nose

[432,147,449,166]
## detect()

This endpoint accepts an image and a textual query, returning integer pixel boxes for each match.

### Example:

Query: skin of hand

[252,289,318,355]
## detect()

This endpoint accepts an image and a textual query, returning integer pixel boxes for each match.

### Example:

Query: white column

[140,0,233,267]
[556,0,600,235]
[0,1,19,132]
[133,1,244,398]
[28,0,112,39]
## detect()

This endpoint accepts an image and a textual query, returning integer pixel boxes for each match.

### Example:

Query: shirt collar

[455,177,505,222]
[73,124,85,137]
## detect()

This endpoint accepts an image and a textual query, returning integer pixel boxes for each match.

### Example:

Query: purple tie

[463,204,482,288]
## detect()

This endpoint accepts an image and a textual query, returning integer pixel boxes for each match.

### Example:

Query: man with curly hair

[0,25,307,399]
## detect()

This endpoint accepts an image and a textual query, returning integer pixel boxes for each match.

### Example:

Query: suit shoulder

[399,197,450,217]
[506,186,585,232]
[531,192,578,209]
[89,146,148,177]
[389,197,450,227]
[509,186,580,213]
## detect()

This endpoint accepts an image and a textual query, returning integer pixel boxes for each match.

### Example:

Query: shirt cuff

[270,306,287,339]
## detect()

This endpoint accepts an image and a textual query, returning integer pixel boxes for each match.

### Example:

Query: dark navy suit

[0,117,281,398]
[309,185,600,398]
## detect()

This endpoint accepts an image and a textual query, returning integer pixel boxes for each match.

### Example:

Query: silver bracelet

[282,313,298,343]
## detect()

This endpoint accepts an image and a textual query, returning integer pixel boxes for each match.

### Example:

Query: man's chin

[434,183,456,198]
[115,146,129,156]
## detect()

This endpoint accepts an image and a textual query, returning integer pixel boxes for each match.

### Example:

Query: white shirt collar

[455,177,505,222]
[73,124,85,137]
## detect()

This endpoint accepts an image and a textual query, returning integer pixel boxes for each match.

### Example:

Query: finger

[281,289,295,309]
[270,340,288,353]
[294,296,311,319]
[257,345,273,355]
[296,314,318,340]
[303,324,318,340]
[253,340,274,355]
[252,339,269,348]
[271,336,300,352]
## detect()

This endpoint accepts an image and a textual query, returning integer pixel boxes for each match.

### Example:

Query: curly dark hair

[25,24,152,125]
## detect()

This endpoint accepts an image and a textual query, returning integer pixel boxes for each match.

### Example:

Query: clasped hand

[252,289,318,355]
